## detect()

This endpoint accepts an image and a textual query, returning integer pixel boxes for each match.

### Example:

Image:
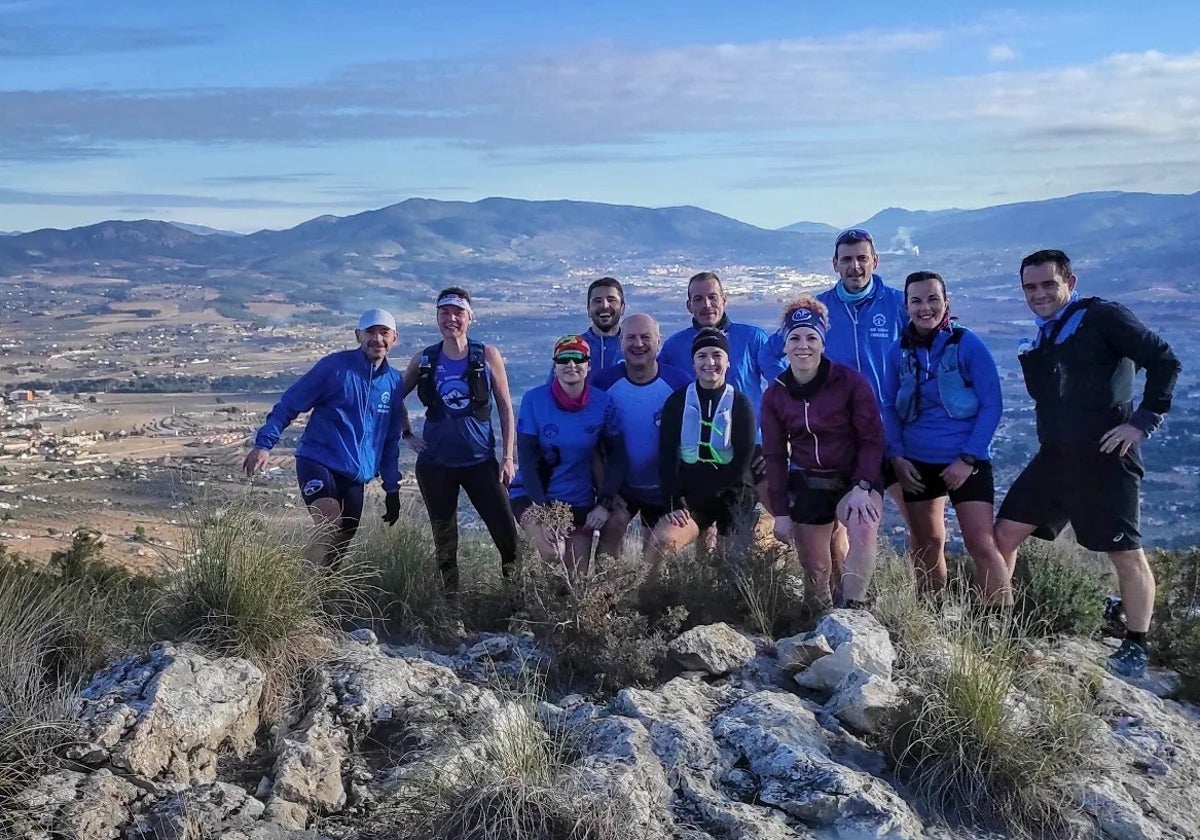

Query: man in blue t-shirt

[593,313,691,558]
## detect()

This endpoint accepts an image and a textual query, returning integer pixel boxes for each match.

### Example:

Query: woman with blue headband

[761,296,885,610]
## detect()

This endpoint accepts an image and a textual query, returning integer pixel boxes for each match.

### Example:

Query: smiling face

[906,278,948,334]
[553,354,589,389]
[587,285,625,334]
[620,314,660,371]
[693,346,729,388]
[436,304,471,340]
[785,328,824,373]
[687,277,727,327]
[1020,261,1077,319]
[833,240,879,294]
[356,325,397,362]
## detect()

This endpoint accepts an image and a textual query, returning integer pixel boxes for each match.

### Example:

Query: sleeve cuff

[1129,408,1163,437]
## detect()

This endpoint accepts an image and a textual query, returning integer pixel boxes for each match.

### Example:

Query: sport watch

[856,479,872,492]
[959,454,977,466]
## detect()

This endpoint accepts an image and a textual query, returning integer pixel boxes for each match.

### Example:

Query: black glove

[382,491,401,526]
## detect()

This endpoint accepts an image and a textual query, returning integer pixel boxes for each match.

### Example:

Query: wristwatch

[959,454,977,466]
[596,494,615,512]
[856,479,872,491]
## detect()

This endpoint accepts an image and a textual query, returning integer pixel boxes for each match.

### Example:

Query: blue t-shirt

[510,385,621,508]
[418,353,495,468]
[594,362,691,503]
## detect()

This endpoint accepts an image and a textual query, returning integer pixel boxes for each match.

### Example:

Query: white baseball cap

[357,308,397,332]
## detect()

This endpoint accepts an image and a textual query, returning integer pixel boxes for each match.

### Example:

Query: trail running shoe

[1106,639,1149,679]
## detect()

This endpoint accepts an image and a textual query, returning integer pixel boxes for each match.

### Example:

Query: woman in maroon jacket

[761,297,885,609]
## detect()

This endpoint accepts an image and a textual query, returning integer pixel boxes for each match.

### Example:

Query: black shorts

[686,488,758,536]
[295,456,365,533]
[619,491,670,530]
[997,447,1143,552]
[787,469,848,526]
[880,456,898,489]
[902,458,994,506]
[511,496,591,529]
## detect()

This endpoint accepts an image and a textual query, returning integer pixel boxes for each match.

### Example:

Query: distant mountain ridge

[2,191,1198,302]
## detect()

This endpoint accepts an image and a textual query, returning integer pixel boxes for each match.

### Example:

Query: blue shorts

[295,456,365,536]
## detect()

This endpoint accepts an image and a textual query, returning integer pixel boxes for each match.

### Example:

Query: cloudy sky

[3,0,1199,232]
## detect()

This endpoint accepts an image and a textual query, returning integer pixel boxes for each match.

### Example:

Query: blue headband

[782,307,828,343]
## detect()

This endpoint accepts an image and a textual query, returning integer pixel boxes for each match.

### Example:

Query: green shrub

[149,500,370,718]
[0,567,89,826]
[1013,540,1109,638]
[887,600,1104,837]
[362,684,639,840]
[1149,548,1200,700]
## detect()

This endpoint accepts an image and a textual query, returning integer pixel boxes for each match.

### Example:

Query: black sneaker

[1106,639,1149,679]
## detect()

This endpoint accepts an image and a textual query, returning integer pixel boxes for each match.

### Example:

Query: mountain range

[2,190,1198,309]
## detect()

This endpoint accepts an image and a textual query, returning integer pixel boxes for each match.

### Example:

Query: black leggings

[415,457,519,592]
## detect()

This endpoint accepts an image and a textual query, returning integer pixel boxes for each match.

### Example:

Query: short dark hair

[903,270,946,297]
[834,228,877,258]
[435,286,472,303]
[586,277,624,303]
[687,271,724,295]
[1020,249,1072,280]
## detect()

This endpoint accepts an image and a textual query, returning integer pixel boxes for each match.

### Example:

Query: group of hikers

[242,229,1181,680]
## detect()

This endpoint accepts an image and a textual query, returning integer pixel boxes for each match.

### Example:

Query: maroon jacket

[760,358,884,517]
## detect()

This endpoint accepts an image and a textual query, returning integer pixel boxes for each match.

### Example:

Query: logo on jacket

[302,479,325,498]
[653,409,663,428]
[873,313,887,328]
[381,391,391,404]
[543,423,560,439]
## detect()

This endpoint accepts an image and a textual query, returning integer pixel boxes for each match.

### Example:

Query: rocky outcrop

[8,618,1200,840]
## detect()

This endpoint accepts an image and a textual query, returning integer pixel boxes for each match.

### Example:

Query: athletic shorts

[295,456,364,534]
[619,490,670,530]
[901,458,994,506]
[685,488,758,536]
[510,495,591,529]
[787,469,848,526]
[997,446,1143,552]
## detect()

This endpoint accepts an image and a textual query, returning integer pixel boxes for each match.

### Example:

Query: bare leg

[956,501,1012,606]
[646,518,701,577]
[794,521,836,609]
[838,490,883,603]
[993,517,1037,578]
[905,497,949,596]
[1109,549,1155,633]
[520,518,566,566]
[597,502,632,560]
[565,527,595,578]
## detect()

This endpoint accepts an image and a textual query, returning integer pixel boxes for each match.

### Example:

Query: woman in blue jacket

[881,271,1009,603]
[510,335,626,576]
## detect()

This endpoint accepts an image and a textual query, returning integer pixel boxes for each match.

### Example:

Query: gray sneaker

[1106,639,1149,679]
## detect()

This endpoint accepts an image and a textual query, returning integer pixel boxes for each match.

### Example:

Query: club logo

[873,313,888,328]
[543,423,560,439]
[302,479,325,497]
[438,378,472,412]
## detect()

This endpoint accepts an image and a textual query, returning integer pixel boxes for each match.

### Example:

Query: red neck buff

[551,378,590,412]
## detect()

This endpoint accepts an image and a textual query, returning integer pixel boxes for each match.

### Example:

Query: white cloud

[988,44,1016,62]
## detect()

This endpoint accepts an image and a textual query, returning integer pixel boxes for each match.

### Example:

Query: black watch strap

[960,454,977,466]
[856,479,872,491]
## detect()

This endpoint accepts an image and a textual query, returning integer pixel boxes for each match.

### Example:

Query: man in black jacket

[994,249,1182,679]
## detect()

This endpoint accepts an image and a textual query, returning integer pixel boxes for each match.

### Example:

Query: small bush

[887,597,1104,838]
[515,552,684,694]
[0,567,91,826]
[1149,548,1200,700]
[362,687,640,840]
[149,500,370,719]
[1013,540,1109,638]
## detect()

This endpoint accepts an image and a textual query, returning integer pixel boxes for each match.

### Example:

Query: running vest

[680,384,735,465]
[417,340,490,421]
[894,326,979,422]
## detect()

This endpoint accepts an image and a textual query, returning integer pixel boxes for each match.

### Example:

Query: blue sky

[3,0,1199,233]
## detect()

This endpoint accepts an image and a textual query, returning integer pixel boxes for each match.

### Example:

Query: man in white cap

[244,308,408,565]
